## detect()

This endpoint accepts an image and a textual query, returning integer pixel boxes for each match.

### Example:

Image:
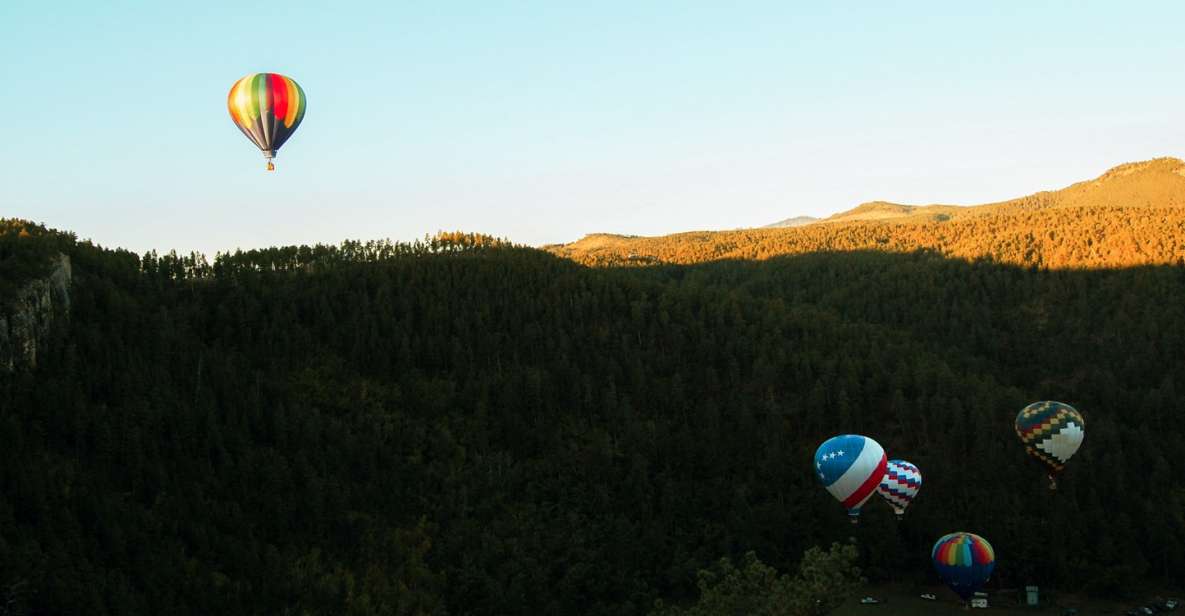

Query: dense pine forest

[2,219,1184,615]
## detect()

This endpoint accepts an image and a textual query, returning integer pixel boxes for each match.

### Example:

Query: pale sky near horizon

[3,1,1185,257]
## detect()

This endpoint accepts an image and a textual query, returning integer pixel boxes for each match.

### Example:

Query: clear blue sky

[4,1,1185,256]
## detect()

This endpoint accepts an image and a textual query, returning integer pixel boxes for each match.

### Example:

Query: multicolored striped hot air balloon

[814,434,887,524]
[1015,401,1085,489]
[931,532,995,602]
[876,459,921,518]
[227,73,307,171]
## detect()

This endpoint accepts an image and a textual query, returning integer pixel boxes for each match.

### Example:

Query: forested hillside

[1,220,1183,615]
[549,158,1185,268]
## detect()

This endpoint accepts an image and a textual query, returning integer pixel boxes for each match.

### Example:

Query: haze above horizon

[3,1,1185,257]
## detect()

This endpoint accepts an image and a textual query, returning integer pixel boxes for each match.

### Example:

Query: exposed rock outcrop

[1,253,71,371]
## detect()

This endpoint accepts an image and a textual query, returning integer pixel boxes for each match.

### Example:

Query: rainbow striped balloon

[931,532,995,601]
[227,73,306,170]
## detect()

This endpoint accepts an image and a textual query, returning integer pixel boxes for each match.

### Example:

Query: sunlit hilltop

[547,158,1185,268]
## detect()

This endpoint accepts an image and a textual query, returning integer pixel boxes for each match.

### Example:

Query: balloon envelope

[932,532,995,601]
[814,435,887,520]
[1015,401,1084,477]
[877,459,921,516]
[227,73,307,167]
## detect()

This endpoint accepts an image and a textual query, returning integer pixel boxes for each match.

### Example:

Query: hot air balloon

[227,73,306,171]
[1015,401,1084,489]
[876,459,921,518]
[814,434,887,523]
[931,532,995,603]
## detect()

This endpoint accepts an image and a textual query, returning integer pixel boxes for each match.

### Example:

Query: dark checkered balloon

[1015,401,1085,480]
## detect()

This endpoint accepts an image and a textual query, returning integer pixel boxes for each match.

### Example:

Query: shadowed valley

[2,211,1183,614]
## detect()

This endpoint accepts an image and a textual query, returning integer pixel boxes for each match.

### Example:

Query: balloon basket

[267,161,275,171]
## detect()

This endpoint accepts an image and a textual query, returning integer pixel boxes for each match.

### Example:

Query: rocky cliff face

[1,253,71,371]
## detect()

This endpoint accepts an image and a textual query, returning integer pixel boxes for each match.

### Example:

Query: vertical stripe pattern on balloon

[227,72,306,159]
[931,532,996,601]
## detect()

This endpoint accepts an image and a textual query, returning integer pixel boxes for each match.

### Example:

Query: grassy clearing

[830,584,1173,616]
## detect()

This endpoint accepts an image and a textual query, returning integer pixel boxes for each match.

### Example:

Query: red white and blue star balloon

[814,434,887,522]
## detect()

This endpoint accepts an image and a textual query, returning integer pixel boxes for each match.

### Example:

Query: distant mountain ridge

[550,157,1185,268]
[809,157,1185,224]
[764,216,819,228]
[821,201,961,223]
